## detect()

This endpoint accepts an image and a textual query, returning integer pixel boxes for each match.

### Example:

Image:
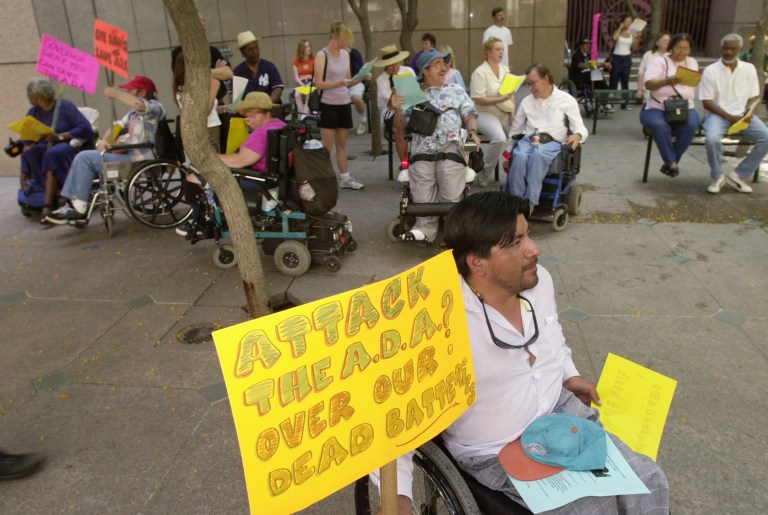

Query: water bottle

[298,181,316,202]
[531,128,540,148]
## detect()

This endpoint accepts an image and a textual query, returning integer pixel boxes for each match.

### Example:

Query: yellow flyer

[593,353,677,460]
[213,251,476,514]
[674,66,703,87]
[295,85,316,96]
[499,73,525,95]
[8,115,52,141]
[727,98,760,135]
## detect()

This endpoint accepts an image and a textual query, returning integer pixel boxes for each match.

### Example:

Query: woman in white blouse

[639,33,700,178]
[470,37,516,187]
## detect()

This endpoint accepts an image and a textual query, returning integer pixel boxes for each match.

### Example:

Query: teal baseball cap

[498,413,608,481]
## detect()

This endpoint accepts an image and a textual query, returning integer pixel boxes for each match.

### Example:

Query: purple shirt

[234,59,284,96]
[240,118,287,172]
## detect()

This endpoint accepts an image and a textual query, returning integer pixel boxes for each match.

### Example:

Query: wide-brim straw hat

[375,44,410,68]
[237,30,261,49]
[236,92,274,114]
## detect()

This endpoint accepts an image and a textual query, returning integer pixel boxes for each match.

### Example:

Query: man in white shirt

[700,33,768,195]
[502,64,588,210]
[377,191,670,514]
[375,44,414,162]
[482,7,514,69]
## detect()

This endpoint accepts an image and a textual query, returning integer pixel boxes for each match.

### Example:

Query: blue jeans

[639,107,700,167]
[61,150,133,203]
[503,138,562,207]
[703,113,768,180]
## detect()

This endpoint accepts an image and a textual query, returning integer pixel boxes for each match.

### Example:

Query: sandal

[659,165,679,178]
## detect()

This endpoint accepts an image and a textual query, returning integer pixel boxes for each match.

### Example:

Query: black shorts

[319,102,353,130]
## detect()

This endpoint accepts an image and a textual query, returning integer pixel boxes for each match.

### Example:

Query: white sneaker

[726,172,753,193]
[476,173,489,188]
[340,176,364,190]
[707,175,725,194]
[356,124,366,135]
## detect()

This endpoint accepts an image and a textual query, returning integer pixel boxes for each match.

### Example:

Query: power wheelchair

[183,107,356,276]
[502,136,583,232]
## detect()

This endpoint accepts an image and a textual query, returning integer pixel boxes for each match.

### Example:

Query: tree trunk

[646,0,664,54]
[164,0,270,318]
[396,0,419,58]
[348,0,382,155]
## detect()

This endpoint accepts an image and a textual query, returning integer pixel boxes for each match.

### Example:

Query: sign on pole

[213,251,476,513]
[93,19,129,78]
[35,34,99,94]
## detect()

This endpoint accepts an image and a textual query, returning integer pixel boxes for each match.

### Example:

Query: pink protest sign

[94,19,128,77]
[36,34,100,94]
[591,14,601,61]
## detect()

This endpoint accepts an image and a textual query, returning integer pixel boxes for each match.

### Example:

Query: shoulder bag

[307,50,327,113]
[653,57,689,124]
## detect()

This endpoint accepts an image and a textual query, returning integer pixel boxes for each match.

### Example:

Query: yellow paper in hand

[593,353,677,461]
[499,74,525,96]
[727,98,760,135]
[296,85,316,96]
[8,115,53,141]
[226,117,249,154]
[674,66,702,87]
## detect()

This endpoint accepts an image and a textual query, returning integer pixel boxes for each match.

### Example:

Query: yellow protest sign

[213,251,475,514]
[593,353,677,460]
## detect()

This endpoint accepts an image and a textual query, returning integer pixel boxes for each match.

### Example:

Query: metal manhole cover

[176,322,221,344]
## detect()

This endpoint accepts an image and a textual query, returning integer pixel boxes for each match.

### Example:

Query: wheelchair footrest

[402,202,456,217]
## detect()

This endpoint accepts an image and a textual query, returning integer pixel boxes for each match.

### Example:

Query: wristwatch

[58,134,65,141]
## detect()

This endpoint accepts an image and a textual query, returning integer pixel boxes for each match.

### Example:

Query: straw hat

[237,30,261,49]
[375,44,410,68]
[236,92,274,114]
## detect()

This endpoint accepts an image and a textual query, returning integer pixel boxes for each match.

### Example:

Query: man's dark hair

[444,192,530,277]
[492,7,504,17]
[422,33,436,46]
[669,33,694,51]
[525,63,554,85]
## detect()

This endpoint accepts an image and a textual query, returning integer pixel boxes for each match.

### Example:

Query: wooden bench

[642,126,761,183]
[591,89,637,135]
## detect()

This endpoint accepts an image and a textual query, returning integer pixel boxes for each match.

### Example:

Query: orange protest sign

[94,19,128,77]
[213,251,476,514]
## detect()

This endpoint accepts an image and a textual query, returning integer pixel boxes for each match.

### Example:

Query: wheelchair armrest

[107,142,154,152]
[230,167,268,182]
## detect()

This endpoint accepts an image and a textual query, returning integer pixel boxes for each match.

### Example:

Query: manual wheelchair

[185,107,356,276]
[63,118,192,236]
[354,436,532,514]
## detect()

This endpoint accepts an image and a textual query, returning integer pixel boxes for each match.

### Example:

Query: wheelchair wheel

[101,204,114,238]
[125,160,192,229]
[387,217,413,243]
[558,79,577,98]
[212,244,237,269]
[274,240,311,277]
[567,184,583,216]
[326,255,341,273]
[552,207,569,232]
[354,441,481,515]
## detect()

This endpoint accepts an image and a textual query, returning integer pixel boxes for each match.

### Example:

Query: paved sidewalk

[1,106,766,514]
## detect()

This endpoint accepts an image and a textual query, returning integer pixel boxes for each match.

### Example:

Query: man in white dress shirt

[502,63,588,210]
[378,192,670,514]
[482,7,514,69]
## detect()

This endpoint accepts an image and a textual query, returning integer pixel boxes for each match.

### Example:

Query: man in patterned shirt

[390,48,481,243]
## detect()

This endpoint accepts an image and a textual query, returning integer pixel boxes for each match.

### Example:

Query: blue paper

[507,436,651,513]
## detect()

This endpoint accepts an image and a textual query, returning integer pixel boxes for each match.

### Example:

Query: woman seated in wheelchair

[47,75,165,224]
[389,48,481,243]
[176,92,286,238]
